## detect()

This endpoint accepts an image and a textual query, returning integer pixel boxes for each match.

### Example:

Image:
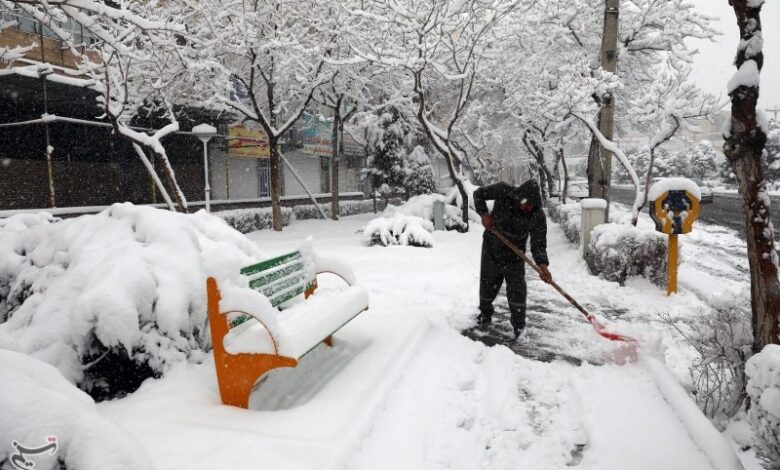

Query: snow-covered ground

[85,211,754,470]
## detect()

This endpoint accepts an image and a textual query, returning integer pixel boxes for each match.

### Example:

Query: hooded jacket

[473,180,549,266]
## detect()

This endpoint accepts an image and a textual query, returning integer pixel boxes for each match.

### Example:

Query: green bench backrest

[229,250,315,328]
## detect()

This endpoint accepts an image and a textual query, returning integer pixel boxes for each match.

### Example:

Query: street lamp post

[192,124,217,212]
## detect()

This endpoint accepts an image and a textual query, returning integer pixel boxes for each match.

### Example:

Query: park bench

[206,240,369,408]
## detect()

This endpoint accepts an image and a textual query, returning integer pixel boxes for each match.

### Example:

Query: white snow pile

[0,349,152,470]
[588,223,668,286]
[363,213,435,248]
[444,180,482,222]
[0,203,264,399]
[745,344,780,465]
[547,200,582,244]
[384,193,467,231]
[647,177,702,202]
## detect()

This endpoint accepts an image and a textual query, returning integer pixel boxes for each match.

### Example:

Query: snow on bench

[206,239,369,408]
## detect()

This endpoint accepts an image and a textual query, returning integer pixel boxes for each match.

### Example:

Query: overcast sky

[688,0,780,116]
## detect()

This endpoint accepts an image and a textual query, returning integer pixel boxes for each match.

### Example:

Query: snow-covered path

[99,212,729,469]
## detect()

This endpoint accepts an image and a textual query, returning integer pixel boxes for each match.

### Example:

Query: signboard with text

[302,114,334,156]
[228,123,270,158]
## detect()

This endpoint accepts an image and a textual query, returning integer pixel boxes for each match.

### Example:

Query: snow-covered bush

[0,349,151,470]
[218,207,293,233]
[363,214,435,247]
[384,194,467,231]
[660,300,752,425]
[546,200,582,244]
[746,344,780,468]
[0,203,265,399]
[588,223,668,286]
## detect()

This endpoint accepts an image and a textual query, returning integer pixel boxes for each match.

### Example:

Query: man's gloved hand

[481,214,493,230]
[538,264,553,284]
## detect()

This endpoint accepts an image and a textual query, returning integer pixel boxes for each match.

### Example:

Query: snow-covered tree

[763,120,780,185]
[493,0,717,219]
[689,143,719,180]
[362,107,415,200]
[405,146,437,197]
[346,0,521,228]
[722,0,779,353]
[187,0,339,230]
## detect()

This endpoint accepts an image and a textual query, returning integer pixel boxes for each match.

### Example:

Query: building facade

[0,7,367,212]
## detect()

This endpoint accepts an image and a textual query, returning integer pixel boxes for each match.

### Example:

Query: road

[611,186,780,240]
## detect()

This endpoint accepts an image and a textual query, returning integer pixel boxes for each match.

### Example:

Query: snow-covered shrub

[404,146,438,196]
[0,349,151,470]
[0,203,265,399]
[746,344,780,468]
[218,206,293,233]
[384,194,467,231]
[546,200,582,244]
[588,223,667,286]
[363,214,435,247]
[660,300,752,425]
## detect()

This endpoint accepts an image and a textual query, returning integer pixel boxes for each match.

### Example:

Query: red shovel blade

[588,315,638,343]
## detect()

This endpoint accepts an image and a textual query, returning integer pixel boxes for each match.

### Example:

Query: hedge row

[217,199,375,234]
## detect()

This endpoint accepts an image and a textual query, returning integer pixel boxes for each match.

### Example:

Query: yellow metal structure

[651,191,700,235]
[667,234,679,295]
[649,189,700,296]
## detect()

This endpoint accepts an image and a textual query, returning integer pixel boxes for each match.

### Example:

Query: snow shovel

[488,227,638,344]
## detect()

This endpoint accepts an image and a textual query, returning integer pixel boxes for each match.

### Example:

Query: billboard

[228,123,270,158]
[342,126,366,158]
[302,114,334,156]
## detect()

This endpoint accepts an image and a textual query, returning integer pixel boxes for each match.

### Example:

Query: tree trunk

[269,140,284,231]
[155,151,188,213]
[559,148,569,204]
[731,156,780,352]
[331,97,342,221]
[587,0,619,219]
[724,0,780,353]
[632,147,657,226]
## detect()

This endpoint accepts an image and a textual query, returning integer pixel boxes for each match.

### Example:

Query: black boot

[510,306,526,339]
[477,305,494,326]
[513,325,524,339]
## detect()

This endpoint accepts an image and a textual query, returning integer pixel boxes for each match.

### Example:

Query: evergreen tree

[689,143,718,180]
[363,107,412,197]
[666,149,690,177]
[764,120,780,186]
[404,146,438,196]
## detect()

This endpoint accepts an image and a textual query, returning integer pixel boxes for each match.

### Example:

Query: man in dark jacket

[474,179,552,338]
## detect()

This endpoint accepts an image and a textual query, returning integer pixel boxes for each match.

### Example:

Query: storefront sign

[228,123,269,158]
[302,114,334,156]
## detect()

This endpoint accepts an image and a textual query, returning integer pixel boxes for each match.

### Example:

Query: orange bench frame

[206,277,334,409]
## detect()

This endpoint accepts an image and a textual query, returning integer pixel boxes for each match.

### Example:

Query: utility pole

[767,107,780,121]
[586,0,619,218]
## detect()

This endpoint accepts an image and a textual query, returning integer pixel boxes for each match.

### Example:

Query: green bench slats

[229,250,316,328]
[240,251,302,276]
[248,261,305,289]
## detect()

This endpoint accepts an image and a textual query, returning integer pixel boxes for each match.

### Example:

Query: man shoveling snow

[474,180,552,338]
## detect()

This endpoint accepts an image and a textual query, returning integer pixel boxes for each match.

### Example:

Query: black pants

[479,238,527,329]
